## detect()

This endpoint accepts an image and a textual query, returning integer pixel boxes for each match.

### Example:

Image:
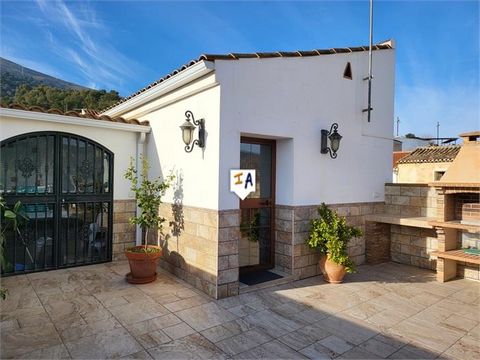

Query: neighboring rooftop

[0,103,149,126]
[397,145,460,164]
[102,40,394,113]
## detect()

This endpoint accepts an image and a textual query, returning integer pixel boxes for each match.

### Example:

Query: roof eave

[103,60,215,118]
[0,108,151,133]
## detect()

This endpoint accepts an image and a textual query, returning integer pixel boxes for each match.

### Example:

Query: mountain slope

[1,57,87,98]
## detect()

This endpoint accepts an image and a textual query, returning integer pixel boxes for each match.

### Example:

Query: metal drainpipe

[135,132,147,246]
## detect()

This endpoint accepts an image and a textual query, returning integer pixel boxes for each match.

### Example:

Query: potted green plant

[124,156,173,284]
[0,196,28,299]
[307,203,362,283]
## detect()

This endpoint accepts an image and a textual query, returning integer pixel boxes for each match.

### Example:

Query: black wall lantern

[321,123,342,158]
[180,110,205,153]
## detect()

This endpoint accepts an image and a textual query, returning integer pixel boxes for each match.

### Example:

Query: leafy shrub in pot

[306,203,362,283]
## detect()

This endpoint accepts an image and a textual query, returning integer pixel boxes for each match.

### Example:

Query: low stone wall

[217,210,241,299]
[390,224,437,270]
[382,184,439,269]
[457,261,480,281]
[158,203,218,298]
[277,202,384,280]
[112,200,136,261]
[384,183,437,217]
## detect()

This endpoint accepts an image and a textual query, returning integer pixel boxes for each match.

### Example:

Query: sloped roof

[1,103,149,126]
[397,145,460,164]
[102,40,394,113]
[393,151,411,167]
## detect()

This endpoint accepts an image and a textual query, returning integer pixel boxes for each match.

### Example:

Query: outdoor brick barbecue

[366,131,480,283]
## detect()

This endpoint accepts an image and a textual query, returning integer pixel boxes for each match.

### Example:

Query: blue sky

[1,1,478,137]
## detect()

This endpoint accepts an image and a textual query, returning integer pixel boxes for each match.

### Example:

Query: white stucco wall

[127,74,221,210]
[0,116,139,200]
[215,49,395,210]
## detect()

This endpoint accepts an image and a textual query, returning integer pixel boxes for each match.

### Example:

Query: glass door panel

[239,138,275,273]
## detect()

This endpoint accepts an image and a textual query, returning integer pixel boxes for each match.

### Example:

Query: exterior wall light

[180,110,205,153]
[321,123,342,158]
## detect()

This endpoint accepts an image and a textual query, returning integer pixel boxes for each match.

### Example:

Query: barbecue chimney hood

[431,131,480,187]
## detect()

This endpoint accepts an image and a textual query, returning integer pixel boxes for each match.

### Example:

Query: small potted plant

[124,156,173,284]
[307,203,362,283]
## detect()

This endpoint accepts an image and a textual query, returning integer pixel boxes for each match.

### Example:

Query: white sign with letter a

[230,170,256,200]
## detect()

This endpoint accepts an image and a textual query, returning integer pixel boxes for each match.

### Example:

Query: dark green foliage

[306,203,362,273]
[405,133,416,138]
[1,84,122,112]
[124,156,174,251]
[0,197,29,300]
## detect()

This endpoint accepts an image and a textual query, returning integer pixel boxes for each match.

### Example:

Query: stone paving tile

[443,334,480,359]
[109,299,170,325]
[60,317,123,342]
[440,313,478,333]
[216,328,273,356]
[162,322,197,340]
[243,309,300,338]
[20,343,71,359]
[125,313,183,337]
[136,329,172,349]
[234,339,307,359]
[338,346,382,359]
[277,324,331,351]
[164,295,210,312]
[1,261,479,360]
[121,350,154,359]
[94,287,146,308]
[389,317,464,352]
[64,327,143,359]
[317,313,380,346]
[468,324,480,339]
[366,309,408,329]
[227,303,262,317]
[175,302,238,332]
[299,340,339,359]
[342,301,387,321]
[0,318,19,331]
[0,322,63,358]
[200,323,243,343]
[319,335,354,354]
[147,333,225,360]
[358,337,399,358]
[387,342,441,359]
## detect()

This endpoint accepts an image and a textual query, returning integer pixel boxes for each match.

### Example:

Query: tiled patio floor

[1,262,479,359]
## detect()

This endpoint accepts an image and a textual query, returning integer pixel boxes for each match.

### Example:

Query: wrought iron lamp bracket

[321,123,340,159]
[184,110,205,153]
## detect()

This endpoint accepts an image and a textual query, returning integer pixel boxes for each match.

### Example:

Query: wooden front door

[239,137,276,273]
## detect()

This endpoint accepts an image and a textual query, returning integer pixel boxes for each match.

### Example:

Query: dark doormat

[239,270,283,286]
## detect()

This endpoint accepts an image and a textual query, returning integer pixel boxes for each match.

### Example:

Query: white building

[0,40,395,298]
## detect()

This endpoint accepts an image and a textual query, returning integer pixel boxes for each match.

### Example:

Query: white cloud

[32,0,144,91]
[396,84,480,138]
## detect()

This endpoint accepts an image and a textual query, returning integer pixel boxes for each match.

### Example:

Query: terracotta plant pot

[323,257,347,284]
[125,245,162,284]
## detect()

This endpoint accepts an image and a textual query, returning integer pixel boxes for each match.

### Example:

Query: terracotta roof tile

[397,146,460,164]
[1,103,149,126]
[102,40,394,113]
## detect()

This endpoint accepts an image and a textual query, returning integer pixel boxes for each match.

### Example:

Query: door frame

[0,131,114,275]
[239,136,276,274]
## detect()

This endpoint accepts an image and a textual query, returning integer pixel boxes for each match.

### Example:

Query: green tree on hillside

[1,84,122,112]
